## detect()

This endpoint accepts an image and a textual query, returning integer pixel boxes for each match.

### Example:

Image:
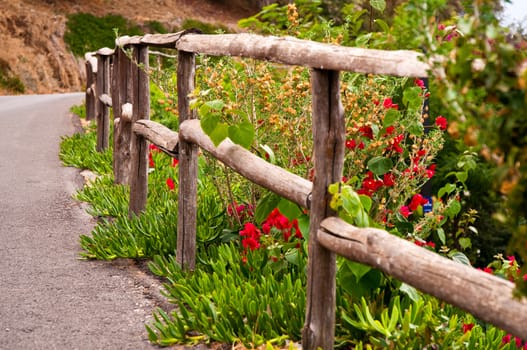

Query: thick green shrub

[65,13,143,56]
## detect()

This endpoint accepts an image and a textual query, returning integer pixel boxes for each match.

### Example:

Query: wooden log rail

[84,30,527,347]
[318,217,527,339]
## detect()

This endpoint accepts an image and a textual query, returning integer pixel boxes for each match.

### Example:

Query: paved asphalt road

[0,93,163,349]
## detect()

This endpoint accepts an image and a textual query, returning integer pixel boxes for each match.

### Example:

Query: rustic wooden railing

[84,30,527,347]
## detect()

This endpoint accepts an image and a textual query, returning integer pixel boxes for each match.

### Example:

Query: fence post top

[84,52,98,72]
[96,47,115,56]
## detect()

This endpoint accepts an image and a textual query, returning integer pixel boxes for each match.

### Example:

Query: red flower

[242,236,260,251]
[345,139,357,150]
[149,144,160,152]
[435,116,447,130]
[358,171,384,197]
[413,149,427,163]
[426,164,436,179]
[523,274,527,282]
[172,158,179,167]
[383,125,395,136]
[386,134,404,153]
[483,267,493,274]
[383,98,399,110]
[502,334,512,344]
[508,255,516,266]
[414,78,426,89]
[166,178,175,191]
[399,205,411,218]
[240,222,261,239]
[408,194,428,211]
[383,173,395,187]
[359,125,374,139]
[240,222,261,251]
[148,153,155,168]
[426,241,436,249]
[515,336,523,348]
[462,323,474,333]
[292,219,302,239]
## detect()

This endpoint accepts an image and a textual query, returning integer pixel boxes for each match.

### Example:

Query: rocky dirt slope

[0,0,256,95]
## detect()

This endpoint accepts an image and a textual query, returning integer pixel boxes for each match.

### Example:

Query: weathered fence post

[95,48,112,151]
[303,69,344,350]
[128,45,150,216]
[113,46,132,185]
[177,50,198,270]
[84,52,97,121]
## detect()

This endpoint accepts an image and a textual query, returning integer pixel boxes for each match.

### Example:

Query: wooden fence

[84,30,527,347]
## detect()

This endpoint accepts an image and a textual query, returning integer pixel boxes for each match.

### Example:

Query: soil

[0,0,258,95]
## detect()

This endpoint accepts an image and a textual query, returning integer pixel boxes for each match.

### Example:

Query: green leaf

[205,99,225,111]
[255,192,281,224]
[367,156,393,176]
[449,251,471,266]
[359,194,372,212]
[200,112,219,135]
[436,227,446,245]
[355,209,369,227]
[344,260,372,281]
[285,248,299,266]
[277,198,302,219]
[438,183,457,199]
[341,187,361,217]
[383,108,400,127]
[228,121,254,149]
[459,237,472,250]
[374,18,389,32]
[209,122,229,146]
[355,32,372,47]
[369,0,386,12]
[406,122,424,136]
[455,171,468,183]
[399,283,420,302]
[445,199,461,218]
[402,86,422,109]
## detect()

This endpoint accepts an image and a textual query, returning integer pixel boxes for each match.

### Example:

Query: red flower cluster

[382,97,398,110]
[385,134,404,153]
[262,208,302,242]
[238,208,303,260]
[462,323,474,333]
[435,116,447,130]
[227,202,254,223]
[240,223,261,251]
[502,333,527,349]
[345,139,365,150]
[357,171,384,197]
[409,194,428,211]
[414,78,426,90]
[359,125,374,139]
[148,144,160,168]
[399,194,429,218]
[414,240,435,249]
[166,178,175,191]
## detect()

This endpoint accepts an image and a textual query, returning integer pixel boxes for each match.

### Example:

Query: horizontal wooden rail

[176,33,429,77]
[132,119,179,156]
[116,29,201,48]
[179,119,312,209]
[317,216,527,339]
